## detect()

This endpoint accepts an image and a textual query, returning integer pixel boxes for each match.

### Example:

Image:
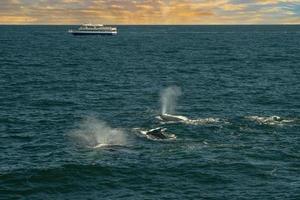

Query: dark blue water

[1,25,300,199]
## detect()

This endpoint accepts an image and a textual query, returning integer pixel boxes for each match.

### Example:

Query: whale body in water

[159,113,189,122]
[137,127,176,140]
[144,127,168,139]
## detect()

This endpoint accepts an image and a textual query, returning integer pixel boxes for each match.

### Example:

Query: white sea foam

[70,117,128,148]
[183,117,222,125]
[245,115,296,125]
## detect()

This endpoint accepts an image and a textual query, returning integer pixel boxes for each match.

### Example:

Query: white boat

[68,24,117,35]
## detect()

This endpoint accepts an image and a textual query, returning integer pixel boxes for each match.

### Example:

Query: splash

[183,117,222,125]
[70,117,128,148]
[160,86,182,115]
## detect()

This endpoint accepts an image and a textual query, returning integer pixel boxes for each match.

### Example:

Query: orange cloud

[0,0,299,24]
[0,16,36,24]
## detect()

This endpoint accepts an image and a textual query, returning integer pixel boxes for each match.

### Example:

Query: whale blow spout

[160,86,182,115]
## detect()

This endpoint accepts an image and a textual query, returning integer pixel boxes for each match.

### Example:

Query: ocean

[0,25,299,199]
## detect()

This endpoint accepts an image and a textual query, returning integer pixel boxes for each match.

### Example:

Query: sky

[0,0,300,24]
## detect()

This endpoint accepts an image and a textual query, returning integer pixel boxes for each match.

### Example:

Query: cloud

[0,0,299,24]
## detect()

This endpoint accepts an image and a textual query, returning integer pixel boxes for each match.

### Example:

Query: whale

[144,127,168,139]
[159,113,189,122]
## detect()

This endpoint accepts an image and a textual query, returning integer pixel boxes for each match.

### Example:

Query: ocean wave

[245,115,297,125]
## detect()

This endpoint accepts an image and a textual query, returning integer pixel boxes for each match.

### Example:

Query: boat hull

[70,31,117,36]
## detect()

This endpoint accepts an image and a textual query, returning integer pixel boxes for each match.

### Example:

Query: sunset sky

[0,0,300,24]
